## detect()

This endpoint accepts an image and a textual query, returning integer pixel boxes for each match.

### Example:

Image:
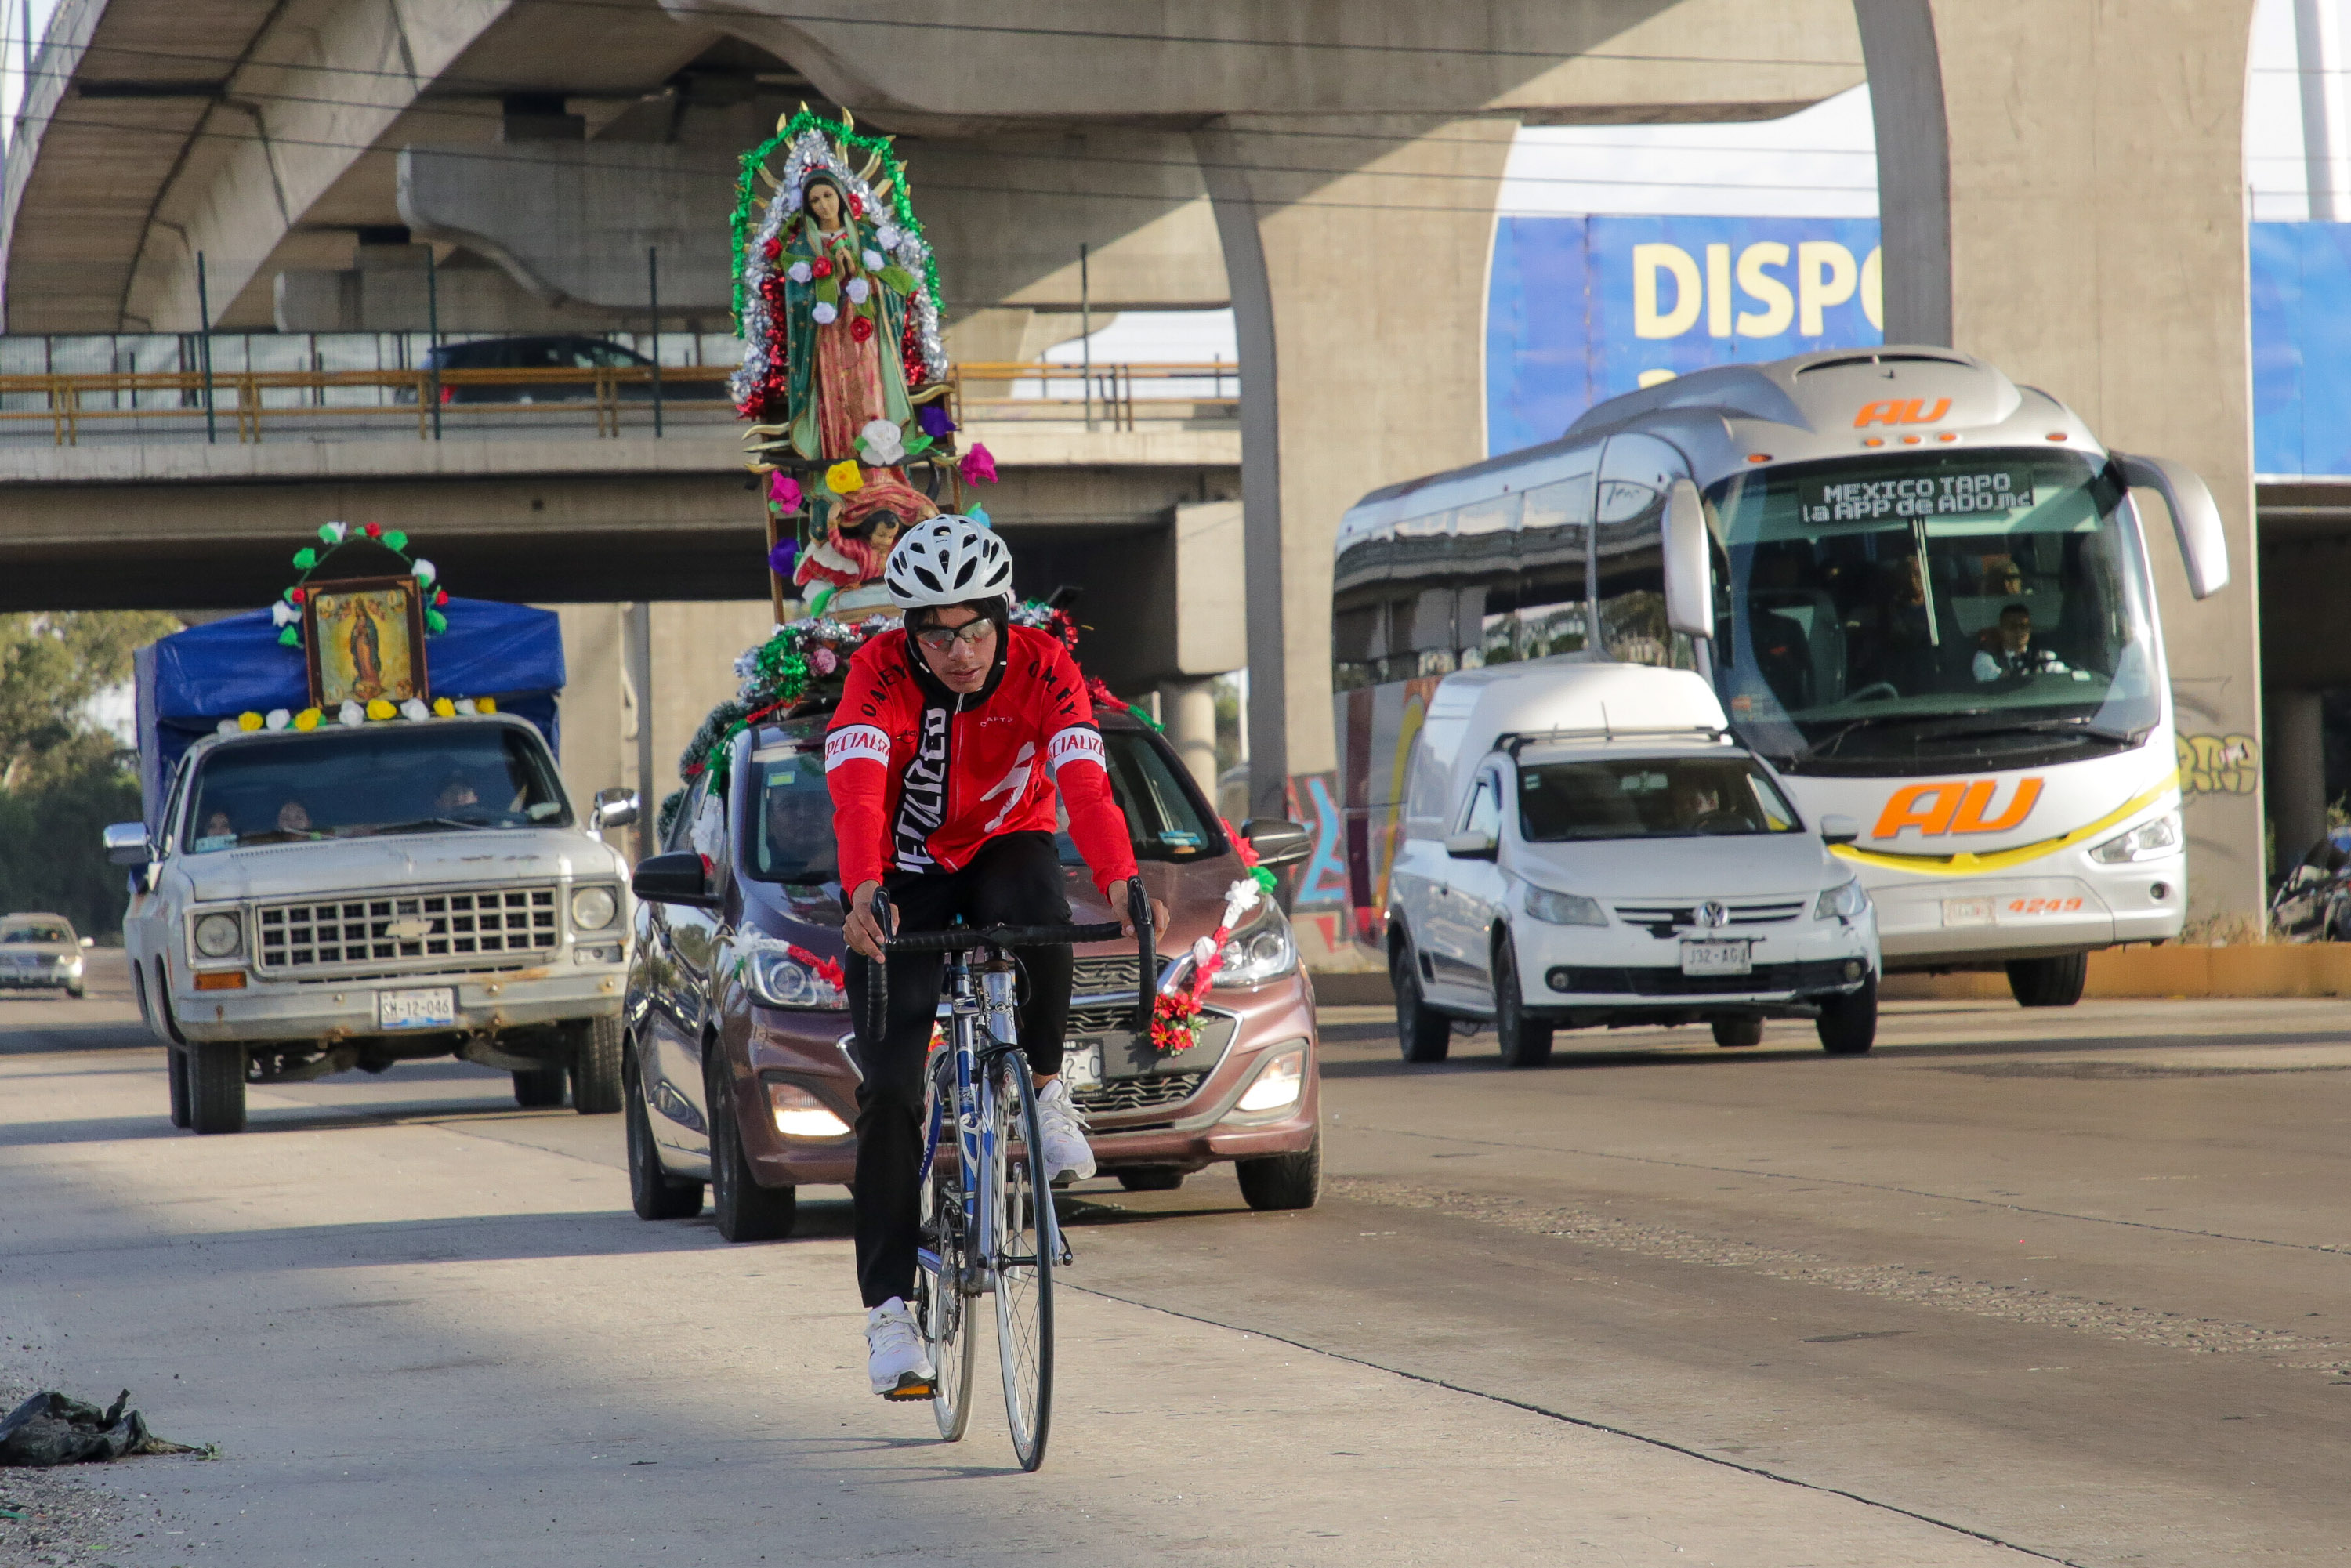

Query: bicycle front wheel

[991,1055,1056,1471]
[916,1064,978,1441]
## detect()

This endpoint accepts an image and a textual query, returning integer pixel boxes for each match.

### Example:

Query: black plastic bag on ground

[0,1392,195,1466]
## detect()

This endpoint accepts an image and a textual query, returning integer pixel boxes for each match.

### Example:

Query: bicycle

[870,882,1154,1472]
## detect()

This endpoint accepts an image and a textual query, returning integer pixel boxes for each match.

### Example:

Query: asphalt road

[3,953,2346,1566]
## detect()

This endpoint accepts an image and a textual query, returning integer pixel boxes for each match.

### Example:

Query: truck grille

[1074,1072,1207,1115]
[255,886,560,973]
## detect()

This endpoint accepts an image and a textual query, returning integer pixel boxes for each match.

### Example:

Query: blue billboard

[1490,215,2350,478]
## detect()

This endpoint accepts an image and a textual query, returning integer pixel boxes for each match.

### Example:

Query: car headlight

[745,945,847,1010]
[571,885,618,931]
[1210,915,1298,987]
[2089,809,2183,864]
[1233,1045,1306,1113]
[766,1080,852,1138]
[192,912,241,959]
[1813,878,1869,921]
[1523,884,1607,926]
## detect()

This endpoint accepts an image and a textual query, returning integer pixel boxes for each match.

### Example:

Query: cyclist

[827,515,1168,1400]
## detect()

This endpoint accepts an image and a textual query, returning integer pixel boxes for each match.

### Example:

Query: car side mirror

[1444,830,1498,861]
[592,787,639,831]
[2114,452,2228,599]
[632,849,720,908]
[1663,476,1714,639]
[1241,817,1312,869]
[103,822,151,867]
[1819,813,1861,846]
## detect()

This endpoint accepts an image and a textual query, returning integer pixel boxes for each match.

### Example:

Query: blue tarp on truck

[134,597,566,831]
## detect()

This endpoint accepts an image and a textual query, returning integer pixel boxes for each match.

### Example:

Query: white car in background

[1386,661,1881,1066]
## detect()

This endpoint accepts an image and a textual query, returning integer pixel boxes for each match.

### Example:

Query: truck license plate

[1060,1040,1105,1089]
[378,987,456,1030]
[1679,940,1751,976]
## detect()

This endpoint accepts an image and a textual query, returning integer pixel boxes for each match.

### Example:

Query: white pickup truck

[107,713,638,1134]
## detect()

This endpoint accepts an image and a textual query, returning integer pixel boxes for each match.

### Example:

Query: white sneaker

[865,1298,935,1400]
[1035,1076,1096,1183]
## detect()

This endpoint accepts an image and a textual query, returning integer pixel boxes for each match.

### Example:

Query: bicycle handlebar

[866,882,1160,1041]
[883,920,1124,953]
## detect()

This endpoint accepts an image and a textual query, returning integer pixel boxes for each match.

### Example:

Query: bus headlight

[1233,1045,1306,1113]
[1813,878,1868,921]
[1212,918,1297,987]
[2090,810,2182,864]
[570,885,618,931]
[1524,885,1607,926]
[192,912,242,959]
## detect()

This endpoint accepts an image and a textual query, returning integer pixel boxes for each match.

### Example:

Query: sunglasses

[914,621,995,652]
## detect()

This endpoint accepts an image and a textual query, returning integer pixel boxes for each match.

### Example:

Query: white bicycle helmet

[884,515,1014,609]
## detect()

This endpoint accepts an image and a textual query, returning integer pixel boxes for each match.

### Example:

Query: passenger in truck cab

[275,799,313,835]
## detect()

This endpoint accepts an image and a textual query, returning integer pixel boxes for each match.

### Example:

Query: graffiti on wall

[2176,732,2261,795]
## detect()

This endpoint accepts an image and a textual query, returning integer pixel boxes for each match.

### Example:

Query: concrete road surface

[2,953,2346,1566]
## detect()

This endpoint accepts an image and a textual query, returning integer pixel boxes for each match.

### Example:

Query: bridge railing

[0,358,1238,445]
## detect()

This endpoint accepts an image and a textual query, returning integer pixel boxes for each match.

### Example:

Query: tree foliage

[0,613,182,937]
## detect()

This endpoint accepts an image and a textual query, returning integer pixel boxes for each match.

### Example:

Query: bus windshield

[1707,450,2161,773]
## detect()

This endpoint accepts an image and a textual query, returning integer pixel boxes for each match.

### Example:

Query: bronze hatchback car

[620,706,1321,1241]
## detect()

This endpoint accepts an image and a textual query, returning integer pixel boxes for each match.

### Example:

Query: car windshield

[1,922,69,943]
[1707,450,2160,772]
[185,724,570,849]
[1516,755,1802,842]
[745,741,839,885]
[1059,729,1222,864]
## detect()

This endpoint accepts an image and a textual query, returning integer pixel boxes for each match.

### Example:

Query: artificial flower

[917,403,957,438]
[237,711,264,731]
[763,237,782,262]
[264,708,291,731]
[432,697,455,717]
[433,588,448,607]
[454,698,479,715]
[364,522,382,539]
[811,301,837,325]
[400,698,430,721]
[877,225,902,251]
[849,315,875,344]
[848,193,864,218]
[845,276,869,305]
[318,521,348,544]
[338,701,366,727]
[214,718,240,737]
[862,248,884,271]
[476,697,496,714]
[411,559,436,582]
[767,472,803,512]
[967,505,991,529]
[290,587,306,605]
[858,418,904,465]
[811,257,833,280]
[768,539,798,578]
[270,599,299,627]
[365,698,397,721]
[824,459,864,494]
[786,259,812,284]
[960,442,998,484]
[293,708,321,731]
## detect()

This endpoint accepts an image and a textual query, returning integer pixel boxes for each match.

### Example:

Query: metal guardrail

[0,360,1241,446]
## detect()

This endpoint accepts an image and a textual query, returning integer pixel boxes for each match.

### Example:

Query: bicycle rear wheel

[991,1055,1056,1472]
[915,1065,978,1440]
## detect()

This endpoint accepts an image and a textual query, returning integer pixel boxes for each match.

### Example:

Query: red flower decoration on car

[811,257,833,280]
[364,522,382,538]
[850,315,874,344]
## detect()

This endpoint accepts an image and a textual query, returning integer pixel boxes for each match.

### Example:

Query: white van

[1388,660,1882,1065]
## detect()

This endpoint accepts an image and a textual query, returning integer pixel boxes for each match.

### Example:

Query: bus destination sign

[1800,467,2035,525]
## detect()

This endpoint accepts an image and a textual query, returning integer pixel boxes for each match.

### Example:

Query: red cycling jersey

[824,624,1139,898]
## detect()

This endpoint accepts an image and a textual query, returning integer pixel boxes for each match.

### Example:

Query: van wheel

[1392,937,1451,1063]
[626,1048,702,1221]
[1817,973,1878,1056]
[511,1067,567,1108]
[1712,1016,1765,1048]
[2006,953,2088,1008]
[1493,943,1552,1068]
[187,1042,248,1134]
[166,1045,192,1129]
[567,1016,624,1114]
[1236,1132,1320,1211]
[708,1059,796,1242]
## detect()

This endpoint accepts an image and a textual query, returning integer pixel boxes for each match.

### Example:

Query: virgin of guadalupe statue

[776,172,917,463]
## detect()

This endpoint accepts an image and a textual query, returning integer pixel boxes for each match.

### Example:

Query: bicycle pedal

[880,1374,936,1402]
[1055,1236,1074,1268]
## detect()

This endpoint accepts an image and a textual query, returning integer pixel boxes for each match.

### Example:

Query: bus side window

[1507,474,1592,661]
[1596,433,1695,670]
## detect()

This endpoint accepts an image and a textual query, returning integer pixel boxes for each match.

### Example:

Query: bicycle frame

[915,949,1052,1295]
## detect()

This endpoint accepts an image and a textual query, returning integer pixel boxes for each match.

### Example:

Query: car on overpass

[411,335,730,405]
[618,706,1322,1241]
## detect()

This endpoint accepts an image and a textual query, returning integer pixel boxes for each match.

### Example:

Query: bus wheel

[1392,937,1451,1064]
[2006,953,2088,1008]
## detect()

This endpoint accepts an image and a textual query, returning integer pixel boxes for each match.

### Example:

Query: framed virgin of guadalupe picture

[304,576,429,708]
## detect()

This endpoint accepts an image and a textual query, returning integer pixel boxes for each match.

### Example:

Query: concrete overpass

[0,0,2308,923]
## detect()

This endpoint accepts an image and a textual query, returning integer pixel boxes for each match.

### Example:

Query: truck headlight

[746,946,847,1009]
[571,885,618,931]
[1233,1045,1306,1113]
[1211,917,1297,987]
[2089,810,2182,864]
[1813,878,1868,920]
[767,1080,851,1138]
[192,912,242,959]
[1524,884,1607,926]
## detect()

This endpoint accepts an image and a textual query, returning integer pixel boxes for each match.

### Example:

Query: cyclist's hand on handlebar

[845,880,896,961]
[1107,879,1169,942]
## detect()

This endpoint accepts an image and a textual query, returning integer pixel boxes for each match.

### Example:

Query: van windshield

[1516,756,1801,842]
[185,724,569,849]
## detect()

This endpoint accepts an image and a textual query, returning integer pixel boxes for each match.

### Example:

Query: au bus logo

[1854,397,1951,428]
[1871,778,2045,840]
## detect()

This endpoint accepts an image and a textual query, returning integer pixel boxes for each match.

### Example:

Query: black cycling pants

[842,830,1074,1309]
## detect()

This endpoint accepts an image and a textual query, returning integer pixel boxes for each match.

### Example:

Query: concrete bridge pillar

[1858,0,2268,922]
[1197,118,1516,816]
